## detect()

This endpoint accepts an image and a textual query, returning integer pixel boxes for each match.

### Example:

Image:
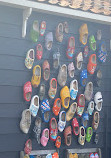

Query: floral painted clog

[31,65,41,87]
[23,81,32,102]
[25,49,35,69]
[49,118,58,141]
[70,79,78,100]
[48,78,57,99]
[29,95,39,117]
[66,36,75,59]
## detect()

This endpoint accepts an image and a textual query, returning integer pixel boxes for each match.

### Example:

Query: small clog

[55,23,64,42]
[68,62,75,78]
[55,136,61,148]
[94,92,103,111]
[63,21,69,33]
[97,30,102,40]
[72,118,79,136]
[84,82,93,101]
[89,153,94,158]
[49,118,58,141]
[23,81,32,102]
[89,35,96,51]
[25,49,35,69]
[66,36,75,59]
[94,132,99,144]
[87,101,94,115]
[82,111,89,128]
[29,95,39,117]
[36,44,43,60]
[52,152,59,158]
[84,46,88,57]
[79,23,88,45]
[40,128,49,147]
[77,94,85,117]
[31,65,41,87]
[78,126,85,145]
[94,153,99,158]
[48,0,58,4]
[86,127,93,142]
[70,79,78,100]
[92,111,100,130]
[57,64,67,87]
[58,111,66,132]
[39,84,45,101]
[40,99,50,123]
[45,32,53,50]
[43,60,50,81]
[66,102,77,121]
[98,41,107,63]
[52,98,61,116]
[48,78,57,99]
[60,86,70,109]
[24,139,32,155]
[30,20,39,42]
[40,21,46,36]
[87,54,97,74]
[53,49,60,69]
[33,117,41,144]
[64,126,72,146]
[80,69,87,87]
[76,52,83,70]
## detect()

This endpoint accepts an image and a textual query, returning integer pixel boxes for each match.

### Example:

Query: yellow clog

[31,65,41,88]
[73,153,78,158]
[60,86,70,109]
[79,23,88,45]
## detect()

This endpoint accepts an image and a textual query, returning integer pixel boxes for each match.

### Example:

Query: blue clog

[80,69,87,87]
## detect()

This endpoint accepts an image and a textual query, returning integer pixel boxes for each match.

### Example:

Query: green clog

[30,20,39,42]
[86,127,93,142]
[89,35,96,51]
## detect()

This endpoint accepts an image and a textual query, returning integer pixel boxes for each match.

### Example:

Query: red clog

[40,21,46,36]
[72,118,79,136]
[23,81,32,102]
[52,152,59,158]
[49,118,58,141]
[66,36,75,59]
[24,139,32,155]
[36,44,43,60]
[55,136,61,148]
[87,54,97,74]
[77,94,85,117]
[52,98,61,116]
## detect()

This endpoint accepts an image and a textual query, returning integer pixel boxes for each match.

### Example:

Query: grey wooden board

[0,4,110,158]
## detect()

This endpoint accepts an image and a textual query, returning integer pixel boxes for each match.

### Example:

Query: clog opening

[73,81,77,90]
[26,92,31,101]
[52,119,56,129]
[79,95,85,106]
[47,41,52,50]
[44,111,49,122]
[95,113,99,123]
[71,103,76,113]
[40,84,45,93]
[92,42,96,50]
[82,34,88,44]
[35,118,41,127]
[81,128,85,136]
[91,102,94,109]
[61,112,65,121]
[45,130,49,138]
[44,68,50,80]
[52,79,56,89]
[57,137,61,142]
[70,38,75,47]
[59,23,63,34]
[34,97,39,106]
[53,58,58,69]
[25,111,30,120]
[70,70,74,78]
[64,97,70,108]
[89,129,92,135]
[35,67,40,76]
[74,127,79,135]
[27,140,31,148]
[38,45,42,51]
[83,120,87,128]
[78,61,82,70]
[97,70,102,79]
[29,50,34,59]
[97,102,102,111]
[33,21,39,31]
[67,134,71,145]
[88,82,92,91]
[84,46,88,52]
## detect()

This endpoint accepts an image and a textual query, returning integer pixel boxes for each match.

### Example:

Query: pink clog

[40,128,49,147]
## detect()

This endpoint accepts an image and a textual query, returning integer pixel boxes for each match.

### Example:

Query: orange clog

[52,98,61,116]
[55,136,61,148]
[87,54,97,74]
[52,152,59,158]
